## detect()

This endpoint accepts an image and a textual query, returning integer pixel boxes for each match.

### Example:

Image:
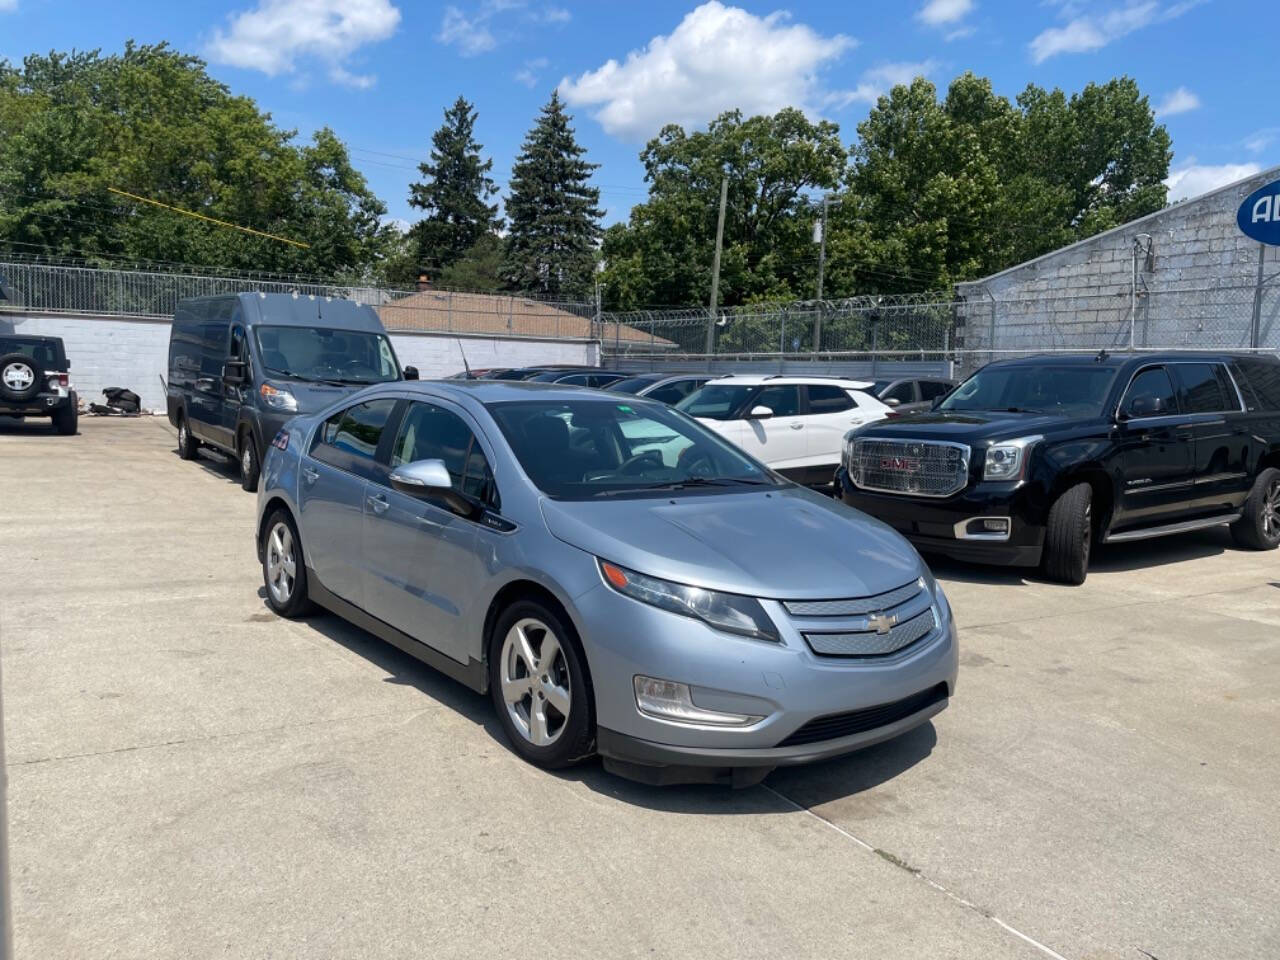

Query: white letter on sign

[1253,196,1274,223]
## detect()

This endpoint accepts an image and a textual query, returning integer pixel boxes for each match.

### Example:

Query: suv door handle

[789,422,804,430]
[367,492,389,515]
[302,466,320,485]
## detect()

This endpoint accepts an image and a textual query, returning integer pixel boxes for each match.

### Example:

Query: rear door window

[806,385,856,414]
[1171,363,1235,414]
[1234,358,1280,411]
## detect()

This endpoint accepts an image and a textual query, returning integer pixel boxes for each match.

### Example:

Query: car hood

[271,380,366,414]
[856,410,1087,443]
[540,486,922,600]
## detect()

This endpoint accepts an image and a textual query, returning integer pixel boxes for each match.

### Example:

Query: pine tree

[407,96,500,274]
[502,92,602,297]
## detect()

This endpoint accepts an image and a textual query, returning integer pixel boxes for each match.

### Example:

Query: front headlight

[599,560,781,643]
[259,382,298,411]
[982,435,1041,482]
[920,567,951,625]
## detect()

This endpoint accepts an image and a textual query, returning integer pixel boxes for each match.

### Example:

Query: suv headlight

[599,560,780,643]
[982,435,1041,482]
[259,382,298,411]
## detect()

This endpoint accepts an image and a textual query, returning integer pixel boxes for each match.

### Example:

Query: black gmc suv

[0,334,78,434]
[836,352,1280,584]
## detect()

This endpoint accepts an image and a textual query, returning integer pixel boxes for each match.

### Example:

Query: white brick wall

[0,312,597,412]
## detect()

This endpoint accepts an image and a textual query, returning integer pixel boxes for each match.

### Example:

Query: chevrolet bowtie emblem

[867,612,897,635]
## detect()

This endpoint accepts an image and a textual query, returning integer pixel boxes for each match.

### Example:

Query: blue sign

[1237,179,1280,245]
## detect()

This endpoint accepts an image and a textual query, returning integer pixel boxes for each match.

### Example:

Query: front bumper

[836,466,1046,567]
[575,576,958,784]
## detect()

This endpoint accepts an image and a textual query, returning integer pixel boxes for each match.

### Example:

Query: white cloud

[437,2,568,56]
[1243,129,1277,154]
[206,0,400,86]
[825,60,940,109]
[1029,1,1200,63]
[1154,86,1199,117]
[945,25,977,41]
[514,57,549,89]
[1165,161,1262,202]
[917,0,974,26]
[558,2,855,142]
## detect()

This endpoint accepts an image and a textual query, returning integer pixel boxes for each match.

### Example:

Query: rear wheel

[52,404,78,436]
[1230,468,1280,551]
[239,432,260,492]
[176,414,199,460]
[488,599,595,769]
[1042,482,1093,585]
[261,509,312,618]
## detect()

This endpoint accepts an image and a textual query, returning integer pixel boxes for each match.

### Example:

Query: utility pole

[705,174,729,359]
[815,195,829,301]
[1251,242,1266,350]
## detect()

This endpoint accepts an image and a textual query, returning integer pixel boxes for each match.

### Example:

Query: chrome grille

[804,608,938,658]
[783,579,923,617]
[849,438,969,498]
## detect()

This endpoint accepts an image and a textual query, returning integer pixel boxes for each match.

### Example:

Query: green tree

[502,92,602,298]
[600,107,846,309]
[437,232,505,290]
[406,96,500,277]
[0,43,393,276]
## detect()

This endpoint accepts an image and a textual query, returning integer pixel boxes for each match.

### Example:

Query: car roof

[387,379,667,406]
[707,374,874,389]
[180,293,386,332]
[985,352,1257,369]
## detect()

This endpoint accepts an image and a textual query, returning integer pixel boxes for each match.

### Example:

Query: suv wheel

[1230,467,1280,551]
[239,433,260,492]
[1043,482,1093,585]
[0,352,43,404]
[261,510,312,618]
[176,414,199,460]
[52,404,78,436]
[488,599,596,769]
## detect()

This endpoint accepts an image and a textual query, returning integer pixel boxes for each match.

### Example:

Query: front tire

[1230,467,1280,551]
[239,433,260,492]
[261,509,312,618]
[176,414,199,460]
[488,599,596,769]
[1043,482,1093,585]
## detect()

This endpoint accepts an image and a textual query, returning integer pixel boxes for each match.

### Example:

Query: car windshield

[939,364,1119,416]
[606,376,659,394]
[487,399,778,500]
[254,325,399,384]
[675,384,756,420]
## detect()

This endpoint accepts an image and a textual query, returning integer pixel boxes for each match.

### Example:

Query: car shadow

[265,591,939,813]
[0,416,55,435]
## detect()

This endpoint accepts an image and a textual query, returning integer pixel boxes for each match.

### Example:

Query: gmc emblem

[879,456,921,472]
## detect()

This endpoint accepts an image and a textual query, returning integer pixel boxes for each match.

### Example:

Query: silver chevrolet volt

[256,380,958,785]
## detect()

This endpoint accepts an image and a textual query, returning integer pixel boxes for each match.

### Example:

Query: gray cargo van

[166,292,417,491]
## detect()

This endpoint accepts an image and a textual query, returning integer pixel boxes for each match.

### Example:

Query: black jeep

[0,334,78,435]
[837,352,1280,584]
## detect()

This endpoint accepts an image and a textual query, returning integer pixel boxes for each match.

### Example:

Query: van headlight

[982,435,1041,482]
[598,560,780,643]
[259,382,298,411]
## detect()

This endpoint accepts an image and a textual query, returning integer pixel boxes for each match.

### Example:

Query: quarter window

[1171,363,1234,414]
[1235,358,1280,410]
[806,385,856,413]
[392,402,497,505]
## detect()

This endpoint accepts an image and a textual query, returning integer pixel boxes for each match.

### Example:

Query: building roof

[378,288,672,346]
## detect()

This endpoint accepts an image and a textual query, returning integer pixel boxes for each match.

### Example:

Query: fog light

[633,676,763,727]
[981,518,1009,534]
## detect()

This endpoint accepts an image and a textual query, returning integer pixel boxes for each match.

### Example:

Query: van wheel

[176,414,199,460]
[488,599,596,769]
[1230,468,1280,551]
[261,509,312,618]
[239,433,260,492]
[1043,482,1092,585]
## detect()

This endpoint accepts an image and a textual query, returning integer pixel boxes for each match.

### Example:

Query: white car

[675,375,892,485]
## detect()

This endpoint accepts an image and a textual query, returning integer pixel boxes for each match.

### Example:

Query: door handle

[790,422,804,430]
[416,513,445,529]
[367,493,389,515]
[302,466,320,485]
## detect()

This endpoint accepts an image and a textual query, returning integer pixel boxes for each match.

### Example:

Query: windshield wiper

[591,476,770,497]
[1002,407,1044,414]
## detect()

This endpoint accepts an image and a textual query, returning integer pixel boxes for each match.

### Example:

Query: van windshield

[253,326,400,384]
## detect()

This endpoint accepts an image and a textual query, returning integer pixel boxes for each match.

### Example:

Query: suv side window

[883,381,917,404]
[312,398,399,471]
[391,401,497,507]
[806,384,856,413]
[750,385,801,417]
[1121,366,1178,418]
[1172,363,1235,414]
[920,381,952,401]
[1234,358,1280,410]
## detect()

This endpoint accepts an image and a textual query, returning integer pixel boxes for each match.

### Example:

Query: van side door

[188,299,232,449]
[220,321,251,452]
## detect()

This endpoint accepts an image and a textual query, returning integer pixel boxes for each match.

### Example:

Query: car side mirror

[747,405,774,420]
[884,397,901,407]
[222,360,247,385]
[389,459,477,517]
[1122,395,1163,419]
[403,365,419,381]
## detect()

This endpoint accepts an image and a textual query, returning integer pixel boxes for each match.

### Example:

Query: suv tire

[239,432,260,492]
[488,599,596,770]
[1230,467,1280,551]
[1043,482,1092,585]
[176,414,200,460]
[0,352,43,404]
[261,509,313,618]
[52,404,78,436]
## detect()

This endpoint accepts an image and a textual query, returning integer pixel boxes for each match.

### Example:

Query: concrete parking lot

[2,416,1278,959]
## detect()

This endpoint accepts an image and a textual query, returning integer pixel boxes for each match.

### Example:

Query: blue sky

[4,0,1276,228]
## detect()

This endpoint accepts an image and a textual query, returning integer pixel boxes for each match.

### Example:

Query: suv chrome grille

[849,438,969,498]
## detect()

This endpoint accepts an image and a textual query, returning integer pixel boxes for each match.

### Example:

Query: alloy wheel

[499,617,572,747]
[242,445,253,477]
[179,421,188,448]
[265,521,296,604]
[1264,478,1280,542]
[1082,501,1092,565]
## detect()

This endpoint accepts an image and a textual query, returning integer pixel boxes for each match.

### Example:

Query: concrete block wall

[0,312,597,412]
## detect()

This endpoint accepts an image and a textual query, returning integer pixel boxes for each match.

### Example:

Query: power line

[107,187,310,249]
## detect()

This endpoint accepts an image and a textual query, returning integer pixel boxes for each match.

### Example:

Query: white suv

[675,375,891,485]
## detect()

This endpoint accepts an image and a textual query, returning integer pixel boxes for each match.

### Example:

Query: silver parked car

[256,380,958,785]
